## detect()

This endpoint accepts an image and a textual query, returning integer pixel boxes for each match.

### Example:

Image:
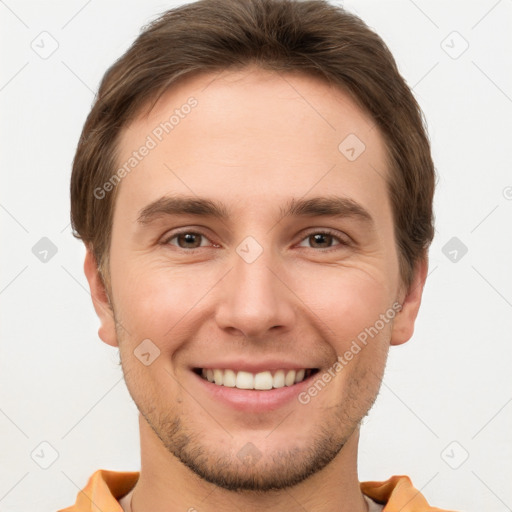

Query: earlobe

[83,248,119,347]
[390,257,429,346]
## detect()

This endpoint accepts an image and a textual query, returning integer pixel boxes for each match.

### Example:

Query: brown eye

[298,230,348,250]
[167,232,206,249]
[308,233,335,249]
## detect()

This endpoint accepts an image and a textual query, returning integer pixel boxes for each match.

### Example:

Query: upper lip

[191,359,318,373]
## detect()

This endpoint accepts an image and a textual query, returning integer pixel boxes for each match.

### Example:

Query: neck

[126,414,367,512]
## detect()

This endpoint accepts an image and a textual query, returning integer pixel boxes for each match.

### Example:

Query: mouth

[194,368,319,390]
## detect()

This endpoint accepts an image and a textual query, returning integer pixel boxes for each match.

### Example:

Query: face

[85,65,426,491]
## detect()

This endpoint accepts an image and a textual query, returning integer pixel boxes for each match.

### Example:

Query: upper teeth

[201,368,308,390]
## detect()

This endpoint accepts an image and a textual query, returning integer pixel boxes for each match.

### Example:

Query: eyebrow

[137,194,374,227]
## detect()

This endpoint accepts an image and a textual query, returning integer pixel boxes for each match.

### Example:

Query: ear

[390,256,428,346]
[83,247,119,347]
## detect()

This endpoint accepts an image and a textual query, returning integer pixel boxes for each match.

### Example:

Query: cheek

[112,260,210,340]
[113,268,192,409]
[295,265,394,345]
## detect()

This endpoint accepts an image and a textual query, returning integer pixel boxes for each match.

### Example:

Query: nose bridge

[214,237,294,337]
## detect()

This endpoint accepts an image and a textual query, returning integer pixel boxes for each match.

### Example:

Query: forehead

[114,65,390,222]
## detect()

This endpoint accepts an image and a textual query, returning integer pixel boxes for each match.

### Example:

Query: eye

[163,231,214,249]
[297,230,350,250]
[161,229,350,252]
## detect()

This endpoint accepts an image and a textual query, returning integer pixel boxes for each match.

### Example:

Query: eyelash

[161,228,351,252]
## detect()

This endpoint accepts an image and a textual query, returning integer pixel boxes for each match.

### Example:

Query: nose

[214,243,296,339]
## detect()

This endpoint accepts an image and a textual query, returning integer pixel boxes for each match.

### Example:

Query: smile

[196,368,318,390]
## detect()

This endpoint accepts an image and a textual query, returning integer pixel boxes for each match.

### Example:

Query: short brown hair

[70,0,435,289]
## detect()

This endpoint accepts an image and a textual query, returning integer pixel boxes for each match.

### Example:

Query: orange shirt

[58,469,456,512]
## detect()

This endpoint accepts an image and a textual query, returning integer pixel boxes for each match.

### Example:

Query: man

[59,0,453,510]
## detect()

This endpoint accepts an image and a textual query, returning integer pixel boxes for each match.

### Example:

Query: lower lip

[191,371,316,413]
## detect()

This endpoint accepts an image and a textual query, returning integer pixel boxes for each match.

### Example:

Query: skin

[84,65,427,512]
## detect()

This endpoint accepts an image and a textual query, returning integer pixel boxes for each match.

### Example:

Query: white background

[1,1,511,511]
